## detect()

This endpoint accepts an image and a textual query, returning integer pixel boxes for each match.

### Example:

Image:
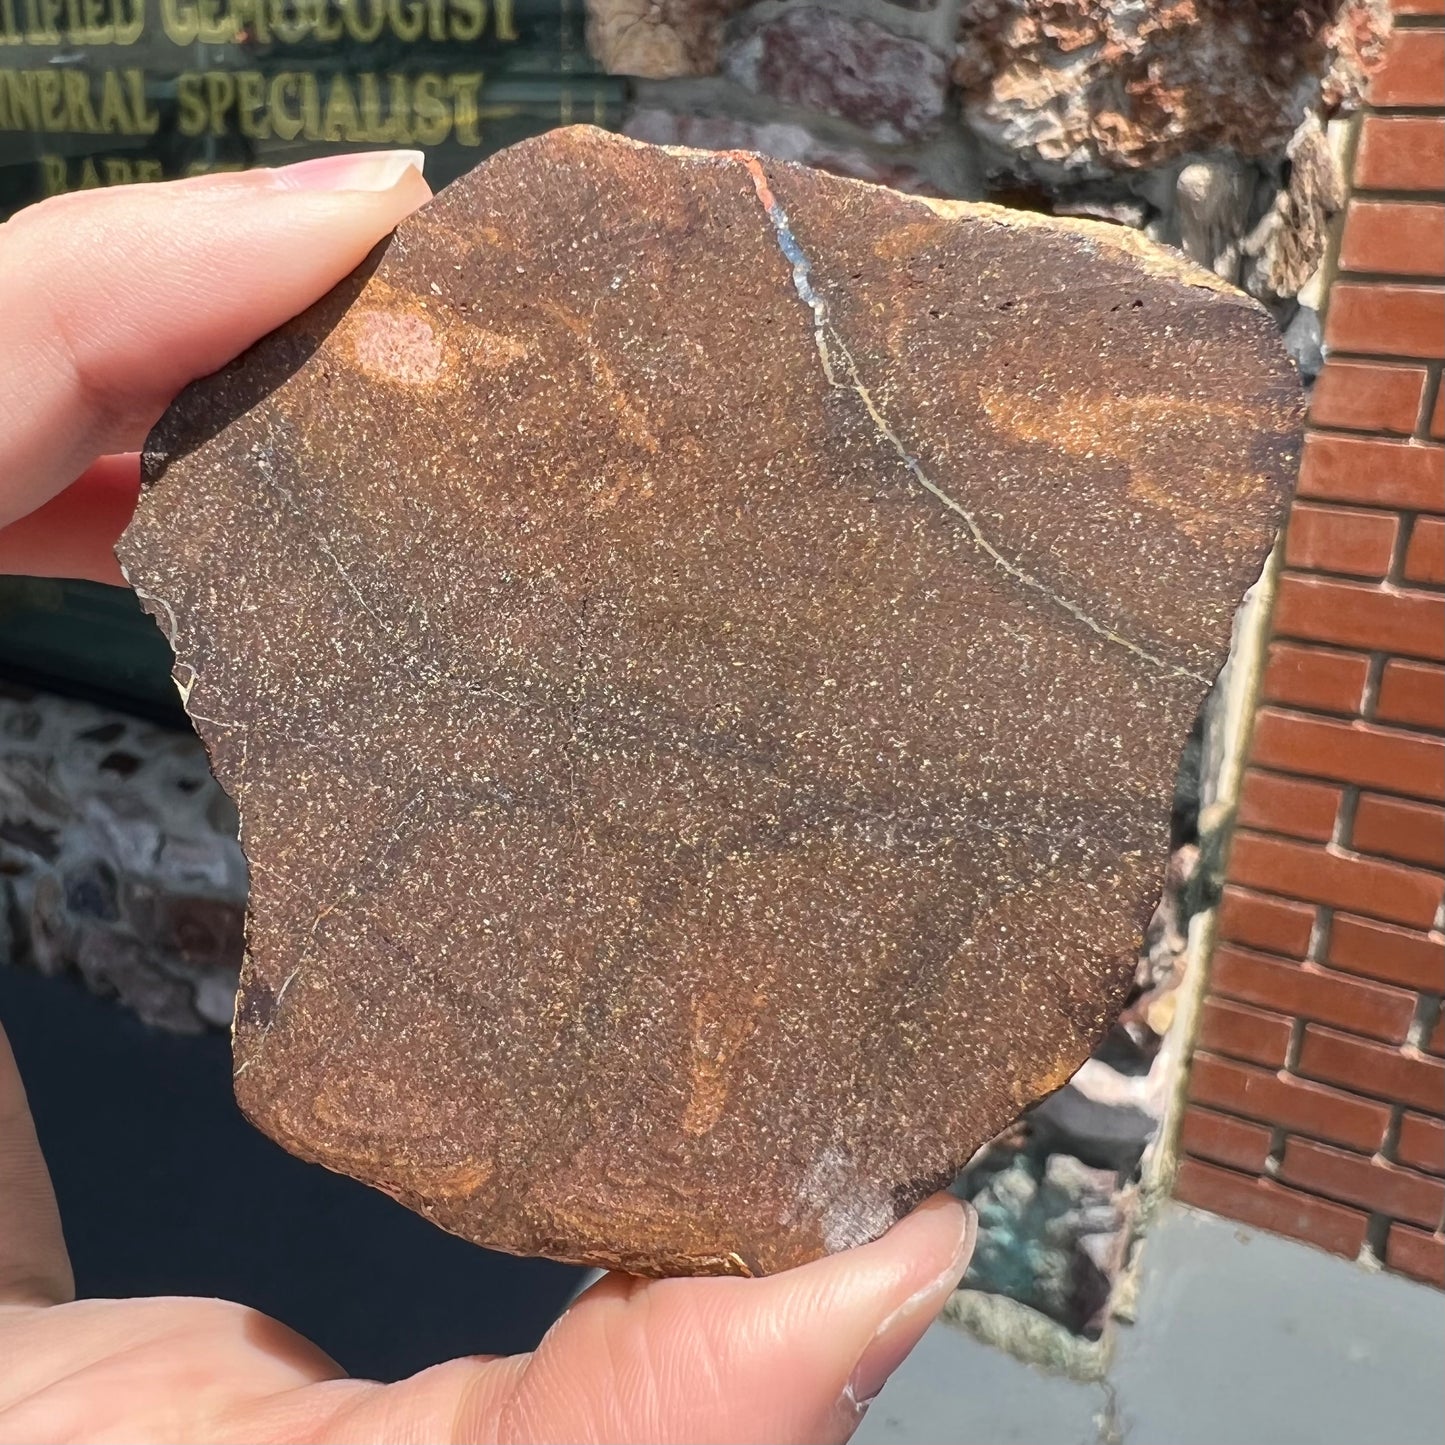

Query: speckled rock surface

[119,127,1300,1277]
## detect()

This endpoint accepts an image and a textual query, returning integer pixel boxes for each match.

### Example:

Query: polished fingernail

[847,1200,975,1408]
[267,149,426,193]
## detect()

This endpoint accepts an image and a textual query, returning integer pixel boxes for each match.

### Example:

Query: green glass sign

[1,0,623,208]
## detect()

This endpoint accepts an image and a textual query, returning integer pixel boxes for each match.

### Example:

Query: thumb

[408,1194,975,1445]
[0,151,431,533]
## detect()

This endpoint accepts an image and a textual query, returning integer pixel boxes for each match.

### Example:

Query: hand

[0,155,974,1444]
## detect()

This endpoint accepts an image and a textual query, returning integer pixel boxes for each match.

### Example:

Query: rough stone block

[723,7,949,143]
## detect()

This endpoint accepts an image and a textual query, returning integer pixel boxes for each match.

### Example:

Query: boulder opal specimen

[119,126,1300,1277]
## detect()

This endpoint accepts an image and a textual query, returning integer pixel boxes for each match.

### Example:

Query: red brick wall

[1174,4,1445,1288]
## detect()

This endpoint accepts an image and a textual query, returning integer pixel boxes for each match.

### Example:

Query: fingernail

[267,150,426,193]
[847,1201,975,1408]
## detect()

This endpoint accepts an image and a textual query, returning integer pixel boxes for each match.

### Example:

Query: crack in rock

[732,150,1207,686]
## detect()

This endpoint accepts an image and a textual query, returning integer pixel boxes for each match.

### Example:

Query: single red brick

[1325,284,1445,361]
[1354,116,1445,193]
[1299,1025,1445,1112]
[1353,792,1445,869]
[1281,1137,1445,1229]
[1370,28,1445,107]
[1328,914,1445,993]
[1385,1223,1445,1286]
[1229,831,1444,930]
[1429,1010,1445,1057]
[1237,769,1342,842]
[1174,1159,1369,1258]
[1398,1112,1445,1176]
[1272,574,1445,662]
[1261,643,1370,716]
[1340,202,1445,280]
[1178,1107,1274,1173]
[1309,361,1427,436]
[1375,658,1445,729]
[1283,504,1399,578]
[1217,886,1316,958]
[1212,946,1418,1044]
[1197,996,1294,1066]
[1404,515,1445,586]
[1249,709,1445,802]
[1296,435,1445,512]
[1188,1053,1390,1152]
[1433,383,1444,442]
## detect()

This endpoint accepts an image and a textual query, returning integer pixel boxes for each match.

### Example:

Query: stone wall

[1175,7,1445,1290]
[588,0,1389,377]
[0,685,245,1033]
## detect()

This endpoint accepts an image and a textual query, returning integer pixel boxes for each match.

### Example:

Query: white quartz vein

[733,153,1207,687]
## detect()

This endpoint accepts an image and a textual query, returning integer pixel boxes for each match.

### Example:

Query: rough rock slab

[119,127,1300,1277]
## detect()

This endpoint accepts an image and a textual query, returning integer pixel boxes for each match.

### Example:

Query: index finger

[0,455,138,585]
[0,151,431,539]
